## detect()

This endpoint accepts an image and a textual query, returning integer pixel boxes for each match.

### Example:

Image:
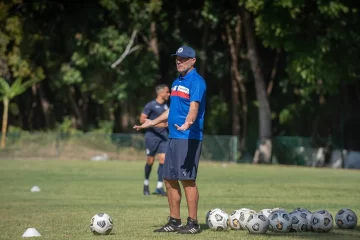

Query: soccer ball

[207,208,229,231]
[260,209,272,218]
[311,210,333,232]
[272,207,287,212]
[229,210,242,230]
[335,208,358,229]
[246,213,270,234]
[268,210,292,233]
[90,213,113,235]
[239,209,256,230]
[293,207,312,214]
[290,210,309,232]
[205,208,222,223]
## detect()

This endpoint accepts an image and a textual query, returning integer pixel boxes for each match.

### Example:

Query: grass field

[0,159,359,240]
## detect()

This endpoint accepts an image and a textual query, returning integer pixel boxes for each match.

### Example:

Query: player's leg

[181,180,199,221]
[153,139,183,232]
[177,139,202,234]
[153,140,167,195]
[144,138,156,196]
[143,156,155,195]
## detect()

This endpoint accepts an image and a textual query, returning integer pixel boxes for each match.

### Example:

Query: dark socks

[145,163,153,180]
[157,164,164,182]
[169,216,182,226]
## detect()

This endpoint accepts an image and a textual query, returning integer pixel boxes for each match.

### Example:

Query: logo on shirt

[155,105,160,108]
[171,85,190,99]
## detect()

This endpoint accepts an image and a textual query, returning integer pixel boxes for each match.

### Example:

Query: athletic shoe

[152,187,167,196]
[143,185,150,196]
[177,217,201,234]
[153,219,183,232]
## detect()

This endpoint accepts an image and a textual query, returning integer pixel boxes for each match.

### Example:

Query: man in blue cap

[134,46,206,234]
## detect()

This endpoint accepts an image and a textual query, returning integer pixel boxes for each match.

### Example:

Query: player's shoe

[177,217,201,234]
[152,187,167,196]
[143,185,150,196]
[153,218,183,232]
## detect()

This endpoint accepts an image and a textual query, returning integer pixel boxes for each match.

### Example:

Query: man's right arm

[140,111,168,128]
[151,109,169,127]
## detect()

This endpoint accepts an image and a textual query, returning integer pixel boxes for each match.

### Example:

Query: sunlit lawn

[0,159,359,240]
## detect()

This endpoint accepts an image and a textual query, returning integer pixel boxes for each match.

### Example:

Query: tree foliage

[1,0,359,151]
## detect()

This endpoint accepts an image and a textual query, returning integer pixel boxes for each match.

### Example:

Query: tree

[0,75,44,148]
[241,7,272,163]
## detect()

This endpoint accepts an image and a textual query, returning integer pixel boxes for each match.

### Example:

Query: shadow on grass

[263,228,360,240]
[199,223,209,231]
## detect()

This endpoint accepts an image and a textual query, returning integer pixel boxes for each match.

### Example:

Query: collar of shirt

[179,68,197,81]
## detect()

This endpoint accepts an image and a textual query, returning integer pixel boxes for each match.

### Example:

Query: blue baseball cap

[171,46,196,58]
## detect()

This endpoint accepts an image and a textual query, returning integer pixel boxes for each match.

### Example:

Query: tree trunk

[267,49,281,96]
[225,15,248,153]
[38,82,55,129]
[79,92,89,131]
[112,103,122,133]
[149,21,162,85]
[1,98,9,149]
[199,24,209,77]
[149,22,159,59]
[241,7,272,163]
[68,86,83,130]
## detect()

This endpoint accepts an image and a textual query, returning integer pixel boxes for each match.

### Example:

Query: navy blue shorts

[145,138,167,156]
[163,138,202,181]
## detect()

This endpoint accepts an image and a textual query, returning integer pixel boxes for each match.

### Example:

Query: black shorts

[145,138,167,156]
[163,138,202,181]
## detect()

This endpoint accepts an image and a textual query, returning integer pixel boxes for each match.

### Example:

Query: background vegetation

[1,0,360,153]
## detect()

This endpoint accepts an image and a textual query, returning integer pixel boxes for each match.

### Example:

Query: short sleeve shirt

[143,100,169,140]
[168,68,206,140]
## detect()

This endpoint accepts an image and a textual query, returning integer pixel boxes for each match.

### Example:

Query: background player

[140,84,170,196]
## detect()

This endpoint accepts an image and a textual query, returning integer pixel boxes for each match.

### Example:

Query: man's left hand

[175,122,193,131]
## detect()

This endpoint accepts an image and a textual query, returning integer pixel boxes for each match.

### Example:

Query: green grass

[0,159,359,240]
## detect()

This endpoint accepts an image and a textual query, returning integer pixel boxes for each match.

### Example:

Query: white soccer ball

[311,210,333,232]
[205,208,222,223]
[290,210,309,232]
[239,209,256,230]
[229,210,242,230]
[206,208,229,231]
[246,213,270,234]
[90,213,113,235]
[268,210,292,233]
[260,209,272,218]
[335,208,358,229]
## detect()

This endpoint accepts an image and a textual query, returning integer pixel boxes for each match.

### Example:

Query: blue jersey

[168,68,206,140]
[142,100,169,140]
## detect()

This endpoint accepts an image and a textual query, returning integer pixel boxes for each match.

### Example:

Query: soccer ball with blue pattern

[90,213,113,235]
[311,210,333,233]
[335,208,357,229]
[290,210,309,232]
[268,210,292,233]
